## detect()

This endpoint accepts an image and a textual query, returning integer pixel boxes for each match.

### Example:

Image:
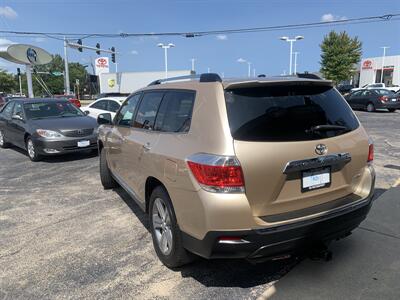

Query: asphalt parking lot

[0,110,399,300]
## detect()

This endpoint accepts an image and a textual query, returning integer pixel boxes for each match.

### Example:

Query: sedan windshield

[24,101,84,120]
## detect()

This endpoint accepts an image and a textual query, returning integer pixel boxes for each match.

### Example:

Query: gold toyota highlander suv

[97,73,375,267]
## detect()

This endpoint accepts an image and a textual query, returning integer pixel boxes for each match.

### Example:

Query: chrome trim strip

[283,152,351,174]
[218,239,251,245]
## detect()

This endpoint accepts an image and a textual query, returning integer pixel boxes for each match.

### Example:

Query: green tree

[0,69,17,93]
[320,31,362,84]
[26,54,89,97]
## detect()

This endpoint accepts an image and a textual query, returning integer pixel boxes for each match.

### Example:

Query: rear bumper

[33,135,98,155]
[182,188,374,260]
[376,102,400,109]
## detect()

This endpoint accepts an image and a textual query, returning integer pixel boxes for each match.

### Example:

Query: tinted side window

[225,85,359,142]
[13,102,24,118]
[1,102,15,118]
[108,101,120,112]
[114,94,141,126]
[154,91,195,132]
[91,100,108,110]
[133,92,164,130]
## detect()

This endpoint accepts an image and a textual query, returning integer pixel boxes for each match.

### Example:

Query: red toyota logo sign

[97,58,107,66]
[362,60,373,69]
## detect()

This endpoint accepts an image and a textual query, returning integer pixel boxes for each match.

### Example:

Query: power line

[0,13,398,40]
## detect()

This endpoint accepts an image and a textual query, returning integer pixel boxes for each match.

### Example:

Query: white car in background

[82,97,126,120]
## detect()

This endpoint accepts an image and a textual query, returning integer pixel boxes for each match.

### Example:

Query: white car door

[84,99,109,119]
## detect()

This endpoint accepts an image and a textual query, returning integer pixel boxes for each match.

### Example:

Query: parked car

[336,84,355,96]
[351,83,400,93]
[0,98,98,161]
[0,95,5,109]
[82,97,126,120]
[97,73,375,268]
[53,95,81,108]
[345,88,399,112]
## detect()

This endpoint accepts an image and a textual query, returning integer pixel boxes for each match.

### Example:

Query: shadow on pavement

[115,184,389,289]
[5,145,98,163]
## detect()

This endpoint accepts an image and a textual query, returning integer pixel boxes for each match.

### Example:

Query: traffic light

[17,68,21,76]
[77,39,83,52]
[111,47,116,63]
[96,43,101,55]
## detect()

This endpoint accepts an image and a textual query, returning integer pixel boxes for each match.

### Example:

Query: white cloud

[130,50,139,55]
[0,38,14,45]
[237,58,247,63]
[33,37,46,43]
[216,34,228,41]
[0,6,18,19]
[321,13,347,22]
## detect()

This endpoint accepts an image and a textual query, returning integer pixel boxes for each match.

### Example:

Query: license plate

[302,167,331,192]
[392,99,397,102]
[77,140,90,147]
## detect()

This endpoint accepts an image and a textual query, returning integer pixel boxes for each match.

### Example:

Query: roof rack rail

[296,72,323,80]
[148,73,222,86]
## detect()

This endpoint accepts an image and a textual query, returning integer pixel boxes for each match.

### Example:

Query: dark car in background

[0,98,98,161]
[345,89,399,112]
[0,95,5,109]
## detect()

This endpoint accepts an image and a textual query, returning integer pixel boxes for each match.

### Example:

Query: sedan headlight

[36,129,64,139]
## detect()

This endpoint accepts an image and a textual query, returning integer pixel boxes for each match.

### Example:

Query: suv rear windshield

[225,84,359,141]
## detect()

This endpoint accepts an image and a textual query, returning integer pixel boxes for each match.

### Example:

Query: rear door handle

[143,143,151,151]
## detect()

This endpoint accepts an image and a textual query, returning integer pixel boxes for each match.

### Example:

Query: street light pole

[280,36,304,75]
[247,62,252,78]
[191,58,196,72]
[380,46,389,83]
[158,43,175,78]
[294,52,299,74]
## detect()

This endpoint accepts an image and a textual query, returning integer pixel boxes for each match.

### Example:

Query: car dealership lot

[0,111,399,299]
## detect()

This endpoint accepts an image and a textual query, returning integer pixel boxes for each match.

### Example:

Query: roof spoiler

[148,73,222,86]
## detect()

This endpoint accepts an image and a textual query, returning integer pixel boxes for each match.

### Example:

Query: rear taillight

[367,143,374,162]
[187,153,245,193]
[379,96,388,103]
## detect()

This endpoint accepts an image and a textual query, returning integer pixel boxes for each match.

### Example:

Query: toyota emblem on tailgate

[315,144,328,155]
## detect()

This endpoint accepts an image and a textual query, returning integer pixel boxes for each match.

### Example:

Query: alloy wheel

[152,197,173,255]
[27,139,35,159]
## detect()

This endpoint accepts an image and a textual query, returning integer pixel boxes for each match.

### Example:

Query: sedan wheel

[0,130,9,148]
[366,103,375,112]
[26,138,41,161]
[152,198,173,256]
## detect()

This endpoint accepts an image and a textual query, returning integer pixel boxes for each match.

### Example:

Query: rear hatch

[224,80,369,220]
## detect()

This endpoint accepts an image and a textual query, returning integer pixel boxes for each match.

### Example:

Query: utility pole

[63,37,71,95]
[17,68,22,96]
[247,62,252,78]
[380,46,389,83]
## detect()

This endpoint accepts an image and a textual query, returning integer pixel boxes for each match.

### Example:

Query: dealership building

[358,55,400,87]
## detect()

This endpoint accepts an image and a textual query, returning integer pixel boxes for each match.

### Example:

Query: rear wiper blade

[308,125,349,132]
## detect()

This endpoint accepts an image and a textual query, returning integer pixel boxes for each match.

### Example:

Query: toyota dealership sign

[95,57,110,75]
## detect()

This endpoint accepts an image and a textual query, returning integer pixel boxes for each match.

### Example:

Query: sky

[0,0,399,77]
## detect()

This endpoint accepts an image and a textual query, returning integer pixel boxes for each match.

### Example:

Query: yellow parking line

[394,178,400,187]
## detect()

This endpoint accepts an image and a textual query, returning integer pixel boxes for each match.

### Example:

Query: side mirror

[84,110,90,116]
[97,113,112,125]
[12,114,24,121]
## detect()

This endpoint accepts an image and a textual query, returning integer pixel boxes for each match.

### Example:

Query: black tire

[388,108,396,112]
[26,137,41,162]
[99,148,118,189]
[366,103,375,112]
[0,129,10,148]
[149,186,194,268]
